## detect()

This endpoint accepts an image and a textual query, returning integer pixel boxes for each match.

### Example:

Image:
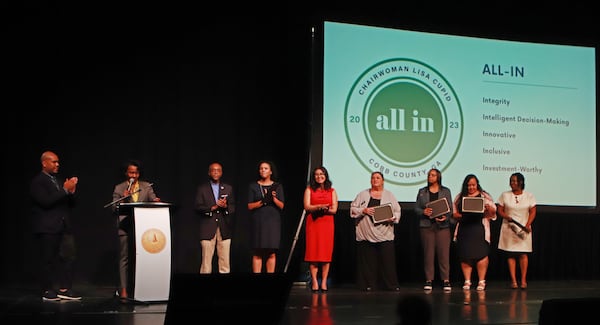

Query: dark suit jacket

[112,180,159,235]
[194,181,235,240]
[30,171,76,234]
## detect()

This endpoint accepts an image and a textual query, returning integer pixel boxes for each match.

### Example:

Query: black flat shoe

[320,288,328,293]
[311,288,319,293]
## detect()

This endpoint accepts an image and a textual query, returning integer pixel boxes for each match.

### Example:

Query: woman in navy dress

[247,160,285,273]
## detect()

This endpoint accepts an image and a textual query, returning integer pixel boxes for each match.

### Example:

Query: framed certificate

[426,198,450,219]
[372,204,393,223]
[462,196,485,213]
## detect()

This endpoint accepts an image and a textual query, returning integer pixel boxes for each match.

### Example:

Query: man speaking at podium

[111,159,160,300]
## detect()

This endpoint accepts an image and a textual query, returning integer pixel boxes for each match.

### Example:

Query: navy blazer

[194,181,235,240]
[30,171,76,234]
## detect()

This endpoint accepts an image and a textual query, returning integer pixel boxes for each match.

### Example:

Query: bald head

[41,151,57,162]
[41,151,59,174]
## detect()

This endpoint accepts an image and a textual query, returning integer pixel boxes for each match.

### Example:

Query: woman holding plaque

[415,168,454,292]
[452,174,496,291]
[350,171,401,291]
[497,172,537,289]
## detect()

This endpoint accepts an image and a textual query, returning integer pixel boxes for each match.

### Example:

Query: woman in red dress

[304,166,338,293]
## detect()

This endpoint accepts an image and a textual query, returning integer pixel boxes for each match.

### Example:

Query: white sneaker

[423,281,432,290]
[443,281,452,292]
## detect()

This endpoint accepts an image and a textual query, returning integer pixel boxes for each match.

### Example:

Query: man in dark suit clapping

[30,151,82,301]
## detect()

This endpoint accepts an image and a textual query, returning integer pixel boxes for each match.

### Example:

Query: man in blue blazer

[194,162,235,274]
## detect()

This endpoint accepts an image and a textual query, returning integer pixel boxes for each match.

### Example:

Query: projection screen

[313,20,597,212]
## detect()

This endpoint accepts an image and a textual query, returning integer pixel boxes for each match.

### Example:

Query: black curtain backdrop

[3,3,599,289]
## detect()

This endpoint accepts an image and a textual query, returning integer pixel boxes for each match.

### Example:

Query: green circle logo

[345,58,463,185]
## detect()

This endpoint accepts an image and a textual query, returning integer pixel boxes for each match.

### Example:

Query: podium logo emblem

[141,228,167,254]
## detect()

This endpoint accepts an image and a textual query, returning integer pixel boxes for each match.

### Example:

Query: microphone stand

[284,209,306,273]
[103,188,142,208]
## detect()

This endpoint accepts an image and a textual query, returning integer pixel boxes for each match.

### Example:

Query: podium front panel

[133,206,171,301]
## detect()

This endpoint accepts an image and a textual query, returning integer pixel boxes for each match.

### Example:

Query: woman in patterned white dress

[497,172,537,289]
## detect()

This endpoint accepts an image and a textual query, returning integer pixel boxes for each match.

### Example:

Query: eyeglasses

[515,196,519,204]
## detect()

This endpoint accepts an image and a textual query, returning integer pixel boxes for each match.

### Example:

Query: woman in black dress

[452,174,496,291]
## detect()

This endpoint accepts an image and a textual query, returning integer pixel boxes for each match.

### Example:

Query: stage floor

[1,280,599,324]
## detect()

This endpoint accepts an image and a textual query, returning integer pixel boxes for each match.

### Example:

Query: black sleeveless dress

[456,195,489,260]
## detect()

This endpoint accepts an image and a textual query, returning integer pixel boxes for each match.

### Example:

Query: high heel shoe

[462,280,472,290]
[476,280,486,291]
[311,284,319,293]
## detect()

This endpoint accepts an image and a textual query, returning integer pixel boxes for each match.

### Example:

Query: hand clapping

[64,177,78,193]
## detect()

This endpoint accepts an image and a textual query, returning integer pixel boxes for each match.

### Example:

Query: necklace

[259,184,270,197]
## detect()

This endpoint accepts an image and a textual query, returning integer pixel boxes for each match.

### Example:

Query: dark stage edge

[1,280,599,324]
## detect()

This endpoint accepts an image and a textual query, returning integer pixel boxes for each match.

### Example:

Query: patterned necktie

[50,175,60,190]
[131,182,139,202]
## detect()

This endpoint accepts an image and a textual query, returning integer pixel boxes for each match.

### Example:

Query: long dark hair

[309,166,332,191]
[460,174,484,196]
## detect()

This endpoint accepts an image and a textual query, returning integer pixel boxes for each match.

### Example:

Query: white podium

[118,202,172,302]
